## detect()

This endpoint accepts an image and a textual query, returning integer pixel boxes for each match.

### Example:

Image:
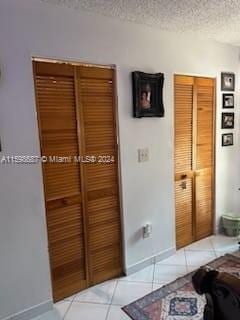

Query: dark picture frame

[221,112,234,129]
[221,72,235,91]
[132,71,164,118]
[222,133,233,146]
[222,93,234,109]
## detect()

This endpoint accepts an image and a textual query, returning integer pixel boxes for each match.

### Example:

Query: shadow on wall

[128,228,143,246]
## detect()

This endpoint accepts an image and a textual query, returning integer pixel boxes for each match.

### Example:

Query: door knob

[62,198,69,206]
[180,181,187,189]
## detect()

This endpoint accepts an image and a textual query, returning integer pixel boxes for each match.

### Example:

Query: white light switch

[138,148,149,162]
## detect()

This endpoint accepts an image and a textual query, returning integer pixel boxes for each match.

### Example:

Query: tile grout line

[63,295,76,320]
[152,262,156,291]
[105,280,119,320]
[209,237,216,256]
[183,248,188,271]
[210,238,217,256]
[185,249,216,252]
[72,300,112,306]
[118,278,154,283]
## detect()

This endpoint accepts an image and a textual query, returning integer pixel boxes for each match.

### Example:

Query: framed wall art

[222,93,234,108]
[222,133,233,146]
[132,71,164,118]
[221,112,234,129]
[221,72,235,91]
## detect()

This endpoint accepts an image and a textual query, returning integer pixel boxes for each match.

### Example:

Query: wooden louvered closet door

[33,61,122,302]
[76,66,122,285]
[174,75,215,249]
[195,78,215,240]
[34,62,88,301]
[174,76,194,249]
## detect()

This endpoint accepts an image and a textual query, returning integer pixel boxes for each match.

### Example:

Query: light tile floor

[35,235,239,320]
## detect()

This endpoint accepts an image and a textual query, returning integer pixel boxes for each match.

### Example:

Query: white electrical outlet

[138,148,149,162]
[143,224,152,238]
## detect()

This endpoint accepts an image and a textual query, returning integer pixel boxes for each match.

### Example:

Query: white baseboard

[2,300,53,320]
[124,247,176,275]
[154,247,176,264]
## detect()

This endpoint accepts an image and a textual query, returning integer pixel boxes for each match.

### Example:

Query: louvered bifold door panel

[195,170,213,239]
[76,66,122,285]
[175,178,193,249]
[34,62,87,301]
[195,78,214,240]
[174,75,194,249]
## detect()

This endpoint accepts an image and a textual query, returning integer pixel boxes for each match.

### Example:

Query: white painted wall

[0,0,239,318]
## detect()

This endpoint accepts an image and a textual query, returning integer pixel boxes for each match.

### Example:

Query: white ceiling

[42,0,240,46]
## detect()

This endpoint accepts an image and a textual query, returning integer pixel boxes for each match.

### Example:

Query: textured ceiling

[42,0,240,46]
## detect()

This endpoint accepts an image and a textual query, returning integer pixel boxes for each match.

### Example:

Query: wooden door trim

[112,67,125,275]
[32,61,55,298]
[212,78,217,235]
[175,73,216,81]
[32,56,115,70]
[192,78,197,240]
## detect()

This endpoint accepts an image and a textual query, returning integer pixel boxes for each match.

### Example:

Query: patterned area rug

[122,253,240,320]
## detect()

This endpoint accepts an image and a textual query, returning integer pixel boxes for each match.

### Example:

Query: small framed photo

[222,112,234,129]
[221,72,235,91]
[223,93,234,108]
[222,133,233,146]
[132,71,164,118]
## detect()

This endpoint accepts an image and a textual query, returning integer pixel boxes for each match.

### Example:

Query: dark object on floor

[192,267,240,320]
[122,253,240,320]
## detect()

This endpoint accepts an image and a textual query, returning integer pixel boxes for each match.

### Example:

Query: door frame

[32,57,125,299]
[173,74,217,248]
